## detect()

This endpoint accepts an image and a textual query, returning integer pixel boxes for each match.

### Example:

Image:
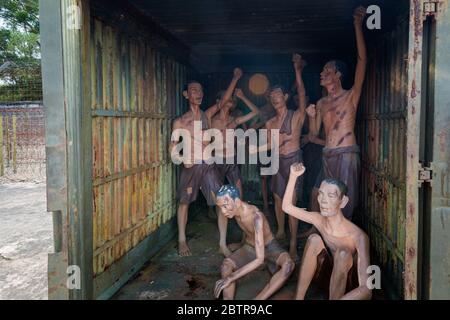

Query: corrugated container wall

[357,16,409,299]
[39,0,450,300]
[40,0,192,299]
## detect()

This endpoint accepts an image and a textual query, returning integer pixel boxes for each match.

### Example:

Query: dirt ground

[0,182,52,300]
[113,208,327,300]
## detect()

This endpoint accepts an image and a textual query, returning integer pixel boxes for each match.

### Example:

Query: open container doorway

[39,0,450,299]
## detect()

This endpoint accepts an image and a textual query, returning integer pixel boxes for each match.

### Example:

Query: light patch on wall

[249,73,269,95]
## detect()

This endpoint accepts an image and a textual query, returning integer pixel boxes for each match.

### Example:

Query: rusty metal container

[40,0,450,299]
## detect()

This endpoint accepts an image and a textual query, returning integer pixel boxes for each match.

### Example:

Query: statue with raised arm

[170,68,243,257]
[307,6,367,220]
[282,163,372,300]
[214,185,294,300]
[211,88,260,200]
[250,53,309,260]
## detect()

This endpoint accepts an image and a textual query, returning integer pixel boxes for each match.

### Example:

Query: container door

[420,1,450,300]
[41,0,187,299]
[40,0,94,299]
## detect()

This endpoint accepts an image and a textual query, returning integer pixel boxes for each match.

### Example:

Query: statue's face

[216,195,238,218]
[183,83,204,105]
[320,61,339,87]
[222,98,237,111]
[317,182,345,217]
[269,88,288,110]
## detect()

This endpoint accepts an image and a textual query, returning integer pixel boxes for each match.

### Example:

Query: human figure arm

[233,89,260,125]
[206,68,243,119]
[339,233,373,300]
[309,135,326,146]
[282,163,323,226]
[169,119,193,165]
[351,6,367,107]
[214,212,265,298]
[293,53,306,118]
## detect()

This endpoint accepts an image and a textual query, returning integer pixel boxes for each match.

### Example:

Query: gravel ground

[0,182,52,300]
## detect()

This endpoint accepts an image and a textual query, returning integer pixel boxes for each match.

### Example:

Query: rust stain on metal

[89,16,186,276]
[408,246,416,258]
[409,203,415,217]
[408,282,415,296]
[414,0,422,38]
[357,16,410,298]
[411,80,417,99]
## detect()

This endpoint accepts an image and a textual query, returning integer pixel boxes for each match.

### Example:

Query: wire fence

[0,62,45,183]
[0,62,43,103]
[0,103,45,183]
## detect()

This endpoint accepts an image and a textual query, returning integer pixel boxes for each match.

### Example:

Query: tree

[0,0,40,64]
[0,0,41,101]
[0,0,39,34]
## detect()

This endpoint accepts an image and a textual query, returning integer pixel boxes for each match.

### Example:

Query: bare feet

[219,245,232,257]
[178,241,192,257]
[299,226,318,239]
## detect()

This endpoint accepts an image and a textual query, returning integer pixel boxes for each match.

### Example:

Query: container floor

[113,204,330,300]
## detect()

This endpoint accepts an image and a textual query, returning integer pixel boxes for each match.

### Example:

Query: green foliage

[0,0,41,102]
[0,0,39,33]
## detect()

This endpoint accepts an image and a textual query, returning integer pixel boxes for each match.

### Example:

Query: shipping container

[39,0,450,299]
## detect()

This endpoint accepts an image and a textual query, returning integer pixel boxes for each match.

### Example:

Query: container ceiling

[128,0,407,72]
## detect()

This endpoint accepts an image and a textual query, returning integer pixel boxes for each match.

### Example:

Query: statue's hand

[292,53,306,71]
[353,6,366,25]
[214,277,232,298]
[233,68,243,80]
[234,88,245,99]
[290,162,306,177]
[306,104,316,118]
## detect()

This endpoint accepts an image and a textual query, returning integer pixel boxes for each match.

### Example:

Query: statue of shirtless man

[214,185,294,300]
[251,53,311,260]
[211,88,260,199]
[283,163,372,300]
[169,68,243,257]
[307,6,367,220]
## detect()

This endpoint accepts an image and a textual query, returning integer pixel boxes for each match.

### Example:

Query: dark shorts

[271,149,304,199]
[216,157,242,186]
[302,142,324,204]
[313,247,359,296]
[177,163,223,206]
[314,145,360,219]
[226,239,288,273]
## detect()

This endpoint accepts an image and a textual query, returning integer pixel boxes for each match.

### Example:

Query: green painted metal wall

[89,16,187,285]
[41,0,192,299]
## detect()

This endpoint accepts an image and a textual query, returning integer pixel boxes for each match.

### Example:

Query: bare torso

[174,110,209,168]
[235,203,274,247]
[266,108,304,155]
[211,113,239,158]
[315,217,364,256]
[318,89,357,149]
